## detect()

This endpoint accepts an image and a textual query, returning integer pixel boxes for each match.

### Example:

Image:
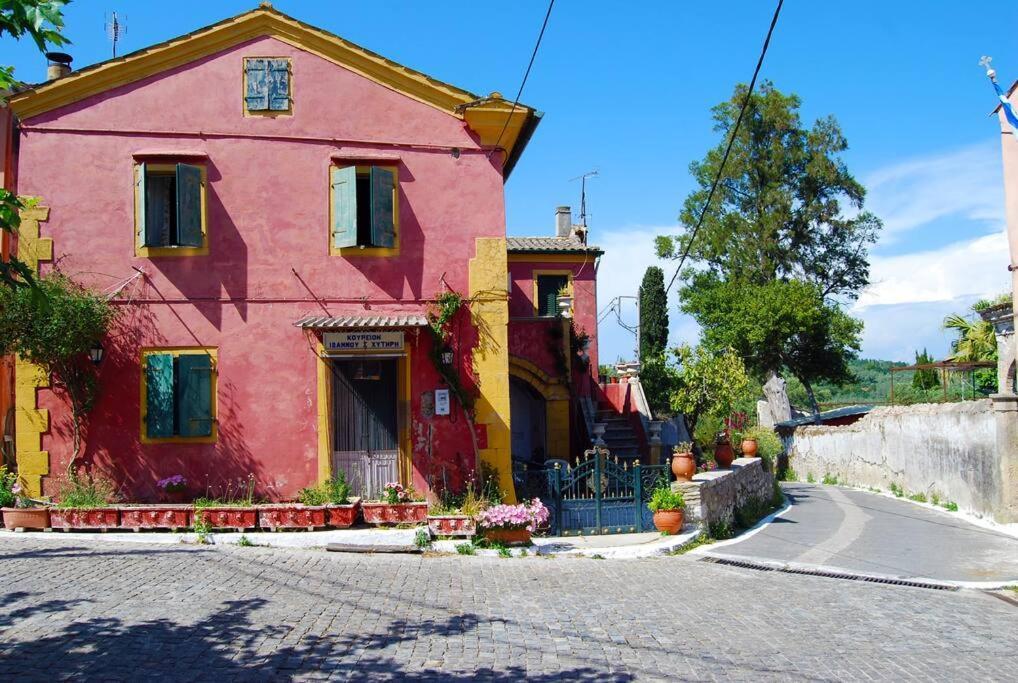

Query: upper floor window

[330,164,398,255]
[135,162,207,257]
[245,57,291,115]
[536,273,571,317]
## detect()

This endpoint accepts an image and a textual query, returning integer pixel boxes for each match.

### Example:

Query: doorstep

[430,528,702,559]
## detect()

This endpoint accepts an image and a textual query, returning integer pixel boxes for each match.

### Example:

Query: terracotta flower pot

[194,506,257,531]
[2,507,50,530]
[741,438,759,458]
[257,504,327,531]
[49,507,120,531]
[482,528,531,546]
[652,509,684,535]
[671,452,696,481]
[714,441,735,469]
[325,498,361,528]
[160,488,189,504]
[118,505,192,530]
[428,514,476,537]
[361,502,428,525]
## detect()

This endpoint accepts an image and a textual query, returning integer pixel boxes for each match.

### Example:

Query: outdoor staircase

[595,407,642,460]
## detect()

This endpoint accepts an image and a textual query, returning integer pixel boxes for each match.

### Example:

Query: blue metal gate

[544,448,671,536]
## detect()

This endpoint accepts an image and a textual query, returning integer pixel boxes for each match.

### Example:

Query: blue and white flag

[992,77,1018,137]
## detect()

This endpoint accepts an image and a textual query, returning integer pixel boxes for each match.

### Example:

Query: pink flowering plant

[157,475,188,493]
[476,498,549,532]
[381,482,421,505]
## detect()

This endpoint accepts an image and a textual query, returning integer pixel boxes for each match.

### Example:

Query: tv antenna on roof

[570,169,598,227]
[105,11,126,58]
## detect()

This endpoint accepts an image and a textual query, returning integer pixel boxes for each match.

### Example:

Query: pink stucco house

[0,5,627,504]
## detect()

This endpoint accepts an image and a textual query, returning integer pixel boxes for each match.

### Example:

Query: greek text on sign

[324,331,404,352]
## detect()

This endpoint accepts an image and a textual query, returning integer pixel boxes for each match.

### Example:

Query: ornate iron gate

[544,448,671,536]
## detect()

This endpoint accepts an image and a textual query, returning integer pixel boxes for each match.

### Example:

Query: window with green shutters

[330,164,398,253]
[536,274,570,317]
[135,162,207,256]
[245,57,291,114]
[142,349,217,442]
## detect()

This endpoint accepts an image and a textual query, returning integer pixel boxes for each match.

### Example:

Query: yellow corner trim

[139,347,219,445]
[134,162,210,258]
[328,164,400,258]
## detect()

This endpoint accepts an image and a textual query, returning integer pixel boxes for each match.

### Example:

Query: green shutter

[142,166,171,248]
[137,163,148,248]
[175,354,213,438]
[369,166,395,248]
[537,275,568,317]
[245,58,269,110]
[268,58,290,111]
[175,163,203,248]
[145,354,175,438]
[331,166,358,248]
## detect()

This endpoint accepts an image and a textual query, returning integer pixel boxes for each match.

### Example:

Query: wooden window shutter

[537,275,568,317]
[137,163,148,248]
[175,354,214,438]
[175,163,203,247]
[145,354,175,438]
[268,59,290,111]
[369,166,395,248]
[331,166,358,248]
[245,58,269,111]
[141,164,171,247]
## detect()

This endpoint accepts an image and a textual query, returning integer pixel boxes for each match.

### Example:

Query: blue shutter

[331,166,358,248]
[268,58,290,111]
[175,354,213,438]
[141,165,172,247]
[245,58,269,111]
[145,354,175,438]
[369,166,395,249]
[175,163,203,247]
[137,163,148,248]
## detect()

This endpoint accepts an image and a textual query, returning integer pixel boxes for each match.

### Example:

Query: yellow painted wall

[468,237,516,503]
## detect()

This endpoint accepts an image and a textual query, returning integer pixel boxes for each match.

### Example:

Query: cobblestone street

[1,536,1016,681]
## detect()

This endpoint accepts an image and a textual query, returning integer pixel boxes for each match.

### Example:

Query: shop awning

[294,313,429,329]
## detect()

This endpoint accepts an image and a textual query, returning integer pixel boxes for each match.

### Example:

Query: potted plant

[741,425,782,470]
[713,430,735,469]
[740,433,759,458]
[322,472,360,528]
[671,441,696,482]
[648,484,685,535]
[556,285,573,318]
[362,482,427,525]
[428,484,483,538]
[49,475,120,531]
[476,498,549,546]
[1,474,50,531]
[157,474,190,503]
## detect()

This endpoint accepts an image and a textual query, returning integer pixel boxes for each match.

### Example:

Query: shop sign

[324,330,404,353]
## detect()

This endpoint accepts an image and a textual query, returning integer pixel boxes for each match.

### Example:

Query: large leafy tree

[1,0,69,289]
[657,82,879,416]
[667,344,749,445]
[681,274,861,416]
[638,266,668,361]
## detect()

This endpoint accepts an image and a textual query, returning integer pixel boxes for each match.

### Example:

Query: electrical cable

[664,0,784,295]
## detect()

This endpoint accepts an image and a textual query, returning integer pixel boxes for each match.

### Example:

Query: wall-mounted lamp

[440,348,455,366]
[89,341,105,366]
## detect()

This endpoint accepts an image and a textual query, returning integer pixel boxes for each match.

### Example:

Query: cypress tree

[639,266,669,361]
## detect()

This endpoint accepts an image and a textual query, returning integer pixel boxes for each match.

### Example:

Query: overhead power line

[488,0,556,161]
[665,0,785,295]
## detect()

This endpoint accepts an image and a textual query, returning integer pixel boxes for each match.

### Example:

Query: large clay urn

[714,439,735,469]
[741,438,759,458]
[671,451,696,482]
[652,509,684,535]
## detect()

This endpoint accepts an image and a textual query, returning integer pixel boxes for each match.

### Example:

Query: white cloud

[864,141,1004,243]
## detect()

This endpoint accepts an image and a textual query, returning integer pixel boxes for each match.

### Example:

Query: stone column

[992,394,1018,523]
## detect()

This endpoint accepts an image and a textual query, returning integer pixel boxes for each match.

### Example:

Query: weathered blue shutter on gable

[331,166,358,248]
[245,58,269,111]
[145,354,175,438]
[175,354,213,438]
[370,166,395,249]
[175,163,203,247]
[268,59,290,111]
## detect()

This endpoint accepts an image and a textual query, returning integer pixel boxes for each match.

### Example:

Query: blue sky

[5,1,1018,363]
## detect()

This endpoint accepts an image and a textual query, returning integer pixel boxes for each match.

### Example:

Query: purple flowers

[157,475,187,492]
[477,499,549,532]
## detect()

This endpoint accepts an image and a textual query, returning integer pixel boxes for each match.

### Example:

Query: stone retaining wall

[674,458,774,529]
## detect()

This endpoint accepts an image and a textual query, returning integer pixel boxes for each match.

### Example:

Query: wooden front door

[331,358,399,499]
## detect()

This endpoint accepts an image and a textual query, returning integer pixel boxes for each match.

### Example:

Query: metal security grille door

[331,359,399,499]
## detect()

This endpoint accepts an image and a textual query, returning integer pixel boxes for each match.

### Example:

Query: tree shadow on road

[0,593,618,681]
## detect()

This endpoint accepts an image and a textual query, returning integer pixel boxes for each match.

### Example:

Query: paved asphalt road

[1,536,1017,680]
[709,482,1018,584]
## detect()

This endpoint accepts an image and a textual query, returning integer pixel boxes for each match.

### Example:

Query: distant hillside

[786,358,908,408]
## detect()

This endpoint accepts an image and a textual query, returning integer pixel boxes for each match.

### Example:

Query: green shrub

[296,472,351,506]
[822,473,839,486]
[942,501,958,512]
[298,486,328,506]
[908,492,928,504]
[57,475,117,508]
[889,482,904,498]
[497,546,512,558]
[236,535,253,547]
[0,466,17,508]
[455,542,475,555]
[743,425,783,469]
[707,520,733,540]
[806,472,815,484]
[647,485,685,512]
[414,528,430,549]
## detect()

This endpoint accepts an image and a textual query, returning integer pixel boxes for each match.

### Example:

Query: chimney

[555,206,571,238]
[46,52,72,80]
